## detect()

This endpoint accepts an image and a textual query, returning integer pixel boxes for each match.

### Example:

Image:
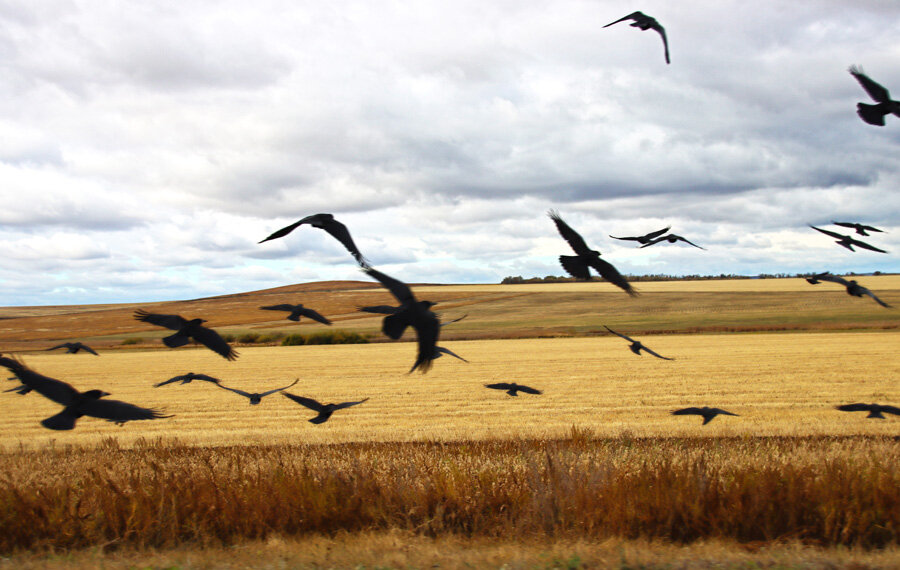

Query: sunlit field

[1,331,897,448]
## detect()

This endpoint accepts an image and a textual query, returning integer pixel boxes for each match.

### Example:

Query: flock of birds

[1,11,897,431]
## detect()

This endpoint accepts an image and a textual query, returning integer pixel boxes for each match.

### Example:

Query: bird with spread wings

[259,213,369,267]
[603,11,670,64]
[848,65,900,126]
[0,355,171,430]
[259,303,332,325]
[549,210,637,296]
[216,378,299,405]
[134,309,238,360]
[282,393,369,424]
[604,326,674,360]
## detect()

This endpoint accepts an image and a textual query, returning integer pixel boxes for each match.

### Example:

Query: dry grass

[0,332,897,448]
[0,435,898,553]
[5,534,900,569]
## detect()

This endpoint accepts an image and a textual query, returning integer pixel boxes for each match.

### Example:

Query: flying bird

[831,221,884,237]
[155,372,221,388]
[485,382,542,397]
[0,355,171,430]
[835,403,900,419]
[604,326,673,360]
[609,226,671,245]
[363,266,440,373]
[603,11,670,64]
[45,342,99,355]
[805,273,891,308]
[671,407,738,425]
[258,213,369,267]
[549,210,637,296]
[848,65,900,126]
[260,303,332,325]
[809,225,887,253]
[432,346,468,364]
[640,234,705,250]
[282,392,369,424]
[216,378,299,405]
[134,309,238,360]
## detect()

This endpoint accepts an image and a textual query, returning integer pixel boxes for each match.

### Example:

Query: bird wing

[297,307,332,325]
[836,403,872,412]
[809,225,847,240]
[333,397,370,411]
[603,325,635,343]
[258,220,305,243]
[878,405,900,416]
[549,210,593,256]
[588,257,637,296]
[860,287,892,308]
[848,237,887,253]
[709,408,738,416]
[649,21,670,64]
[436,346,468,363]
[675,236,705,249]
[485,383,513,390]
[260,304,296,312]
[815,274,850,287]
[849,66,891,103]
[608,235,642,242]
[281,392,326,412]
[644,226,672,240]
[359,305,399,314]
[641,345,674,360]
[191,325,239,360]
[671,407,704,416]
[321,218,368,266]
[515,385,542,395]
[259,378,300,397]
[45,343,68,351]
[0,358,78,406]
[77,343,99,355]
[364,267,415,304]
[216,384,253,399]
[440,314,468,327]
[78,398,172,423]
[155,375,186,387]
[191,374,221,384]
[133,310,189,331]
[602,11,642,27]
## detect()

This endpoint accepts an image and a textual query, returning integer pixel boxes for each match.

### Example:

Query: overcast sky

[1,0,899,306]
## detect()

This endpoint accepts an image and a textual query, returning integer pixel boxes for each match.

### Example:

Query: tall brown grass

[0,434,897,553]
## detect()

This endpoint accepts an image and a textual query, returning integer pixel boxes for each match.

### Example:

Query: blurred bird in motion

[603,11,670,64]
[259,213,369,267]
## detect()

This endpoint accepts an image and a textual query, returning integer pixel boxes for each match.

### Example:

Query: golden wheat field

[1,331,898,448]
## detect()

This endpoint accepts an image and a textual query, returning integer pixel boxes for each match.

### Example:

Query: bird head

[82,389,111,399]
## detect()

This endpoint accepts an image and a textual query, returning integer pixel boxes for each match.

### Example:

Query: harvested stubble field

[1,278,899,567]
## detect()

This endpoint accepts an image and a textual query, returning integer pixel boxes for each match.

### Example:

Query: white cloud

[0,0,898,305]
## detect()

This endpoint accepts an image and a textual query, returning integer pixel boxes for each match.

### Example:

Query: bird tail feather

[382,314,408,340]
[857,103,887,126]
[559,255,592,280]
[163,333,191,348]
[41,408,79,430]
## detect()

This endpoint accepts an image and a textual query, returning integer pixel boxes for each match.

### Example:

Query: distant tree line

[500,271,889,284]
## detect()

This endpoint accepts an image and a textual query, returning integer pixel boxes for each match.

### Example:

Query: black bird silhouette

[216,378,299,405]
[609,226,671,245]
[806,273,891,308]
[0,355,171,430]
[604,326,673,360]
[360,306,466,329]
[134,309,238,360]
[549,210,636,296]
[260,303,332,325]
[603,11,670,64]
[282,392,369,424]
[259,213,368,266]
[836,403,900,419]
[671,407,738,425]
[45,342,99,355]
[831,221,884,237]
[155,372,221,388]
[848,65,900,126]
[363,267,440,373]
[485,382,542,396]
[640,234,705,250]
[809,225,887,253]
